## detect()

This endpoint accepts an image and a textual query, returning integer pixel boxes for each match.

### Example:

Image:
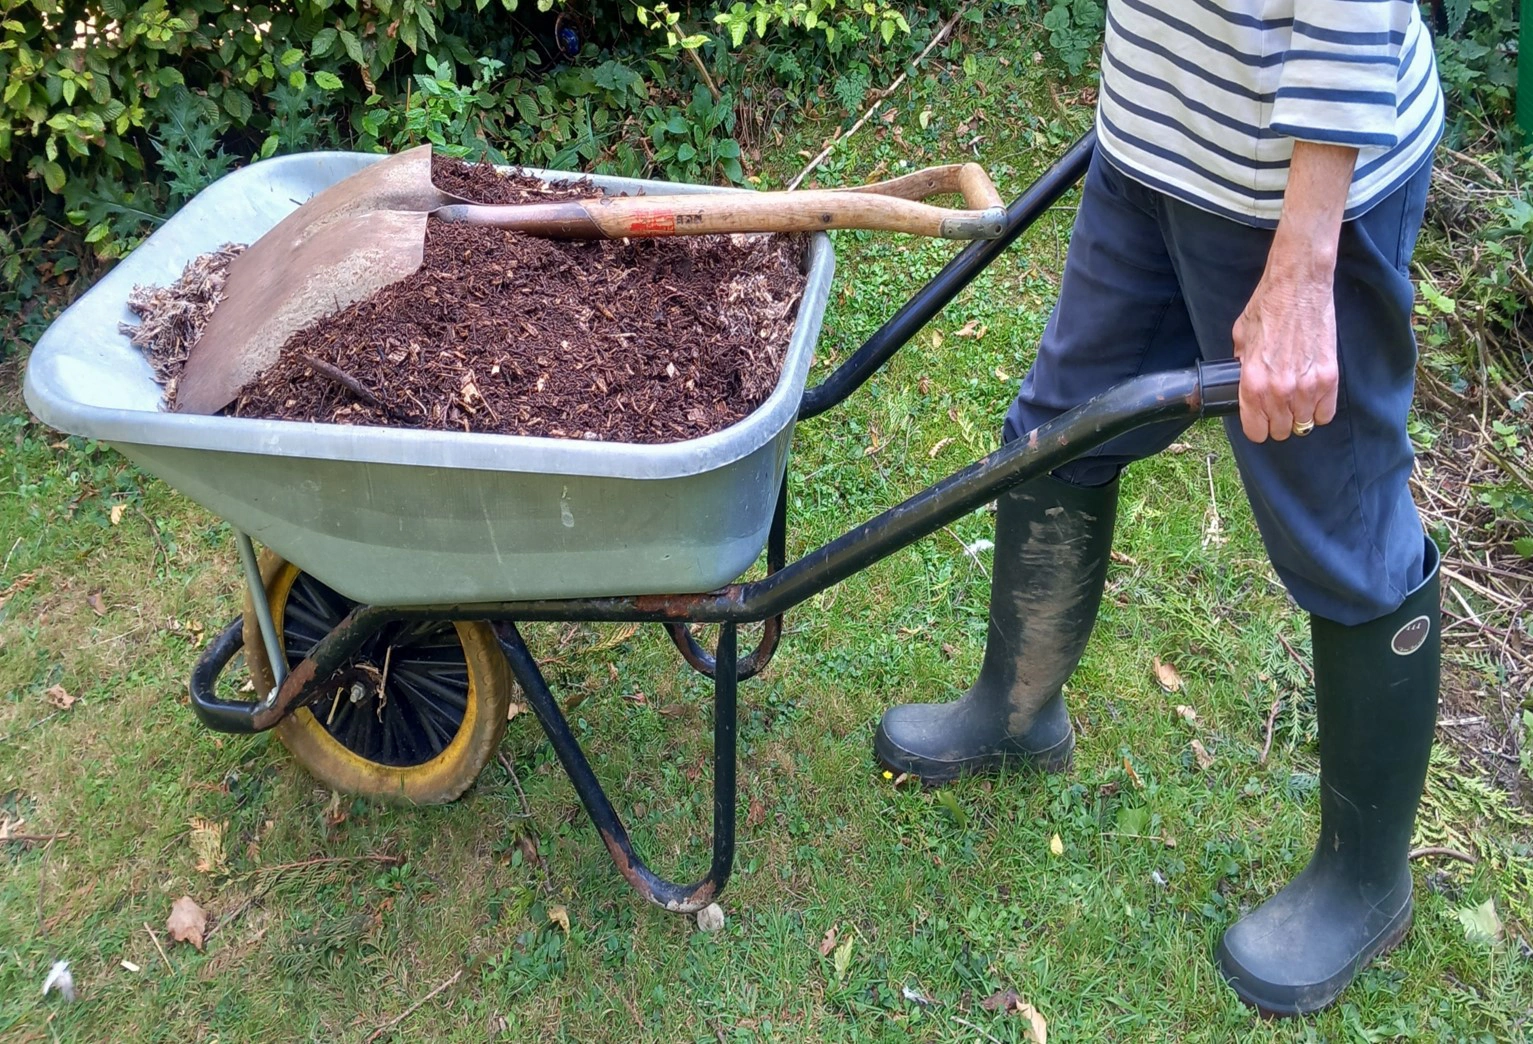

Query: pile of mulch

[126,156,809,444]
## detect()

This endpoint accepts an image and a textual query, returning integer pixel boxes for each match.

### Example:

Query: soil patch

[129,156,809,444]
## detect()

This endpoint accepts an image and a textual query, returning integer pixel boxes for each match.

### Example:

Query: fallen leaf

[746,796,766,829]
[548,904,570,936]
[980,990,1048,1042]
[110,504,125,526]
[1190,739,1215,771]
[120,959,140,973]
[928,436,953,458]
[918,375,931,395]
[818,925,839,956]
[1175,705,1198,724]
[954,319,986,339]
[87,592,106,616]
[929,330,944,349]
[323,791,347,828]
[1049,833,1064,857]
[1153,656,1185,693]
[940,643,957,659]
[506,701,527,720]
[1122,756,1143,789]
[994,366,1010,381]
[1110,550,1138,566]
[918,108,932,130]
[657,704,689,719]
[167,896,207,950]
[189,817,228,874]
[832,934,855,982]
[695,902,725,933]
[44,685,75,711]
[1167,442,1192,454]
[1457,898,1502,945]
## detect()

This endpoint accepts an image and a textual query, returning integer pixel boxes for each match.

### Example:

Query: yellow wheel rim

[245,555,510,805]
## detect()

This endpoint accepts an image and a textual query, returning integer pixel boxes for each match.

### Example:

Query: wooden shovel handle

[436,163,1009,241]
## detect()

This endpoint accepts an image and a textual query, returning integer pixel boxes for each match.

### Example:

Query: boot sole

[1219,902,1413,1018]
[874,730,1075,786]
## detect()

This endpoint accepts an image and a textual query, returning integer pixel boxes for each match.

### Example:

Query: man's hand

[1232,141,1358,443]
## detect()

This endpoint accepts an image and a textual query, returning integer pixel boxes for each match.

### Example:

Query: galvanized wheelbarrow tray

[24,132,1241,914]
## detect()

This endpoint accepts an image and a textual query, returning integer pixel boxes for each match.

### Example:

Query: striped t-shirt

[1096,0,1444,227]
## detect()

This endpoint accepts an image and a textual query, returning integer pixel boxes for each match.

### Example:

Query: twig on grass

[1275,631,1314,683]
[941,525,991,582]
[497,751,535,821]
[366,968,463,1043]
[3,832,70,844]
[1408,845,1478,865]
[1258,698,1282,765]
[136,505,172,573]
[951,1016,1005,1044]
[787,4,971,191]
[145,922,174,972]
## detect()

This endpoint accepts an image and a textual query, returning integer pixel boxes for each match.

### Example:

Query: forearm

[1268,141,1359,281]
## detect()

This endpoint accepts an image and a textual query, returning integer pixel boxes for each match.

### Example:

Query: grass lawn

[2,11,1530,1042]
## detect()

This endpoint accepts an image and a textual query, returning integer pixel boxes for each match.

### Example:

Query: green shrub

[1,0,942,263]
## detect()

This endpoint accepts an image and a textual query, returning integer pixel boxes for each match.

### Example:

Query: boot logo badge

[1391,615,1432,656]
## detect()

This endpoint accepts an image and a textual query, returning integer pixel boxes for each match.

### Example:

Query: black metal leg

[665,475,788,679]
[494,621,738,914]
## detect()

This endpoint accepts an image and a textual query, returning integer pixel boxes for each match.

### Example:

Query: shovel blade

[174,146,445,415]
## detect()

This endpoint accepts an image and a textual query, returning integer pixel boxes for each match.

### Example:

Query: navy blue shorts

[1004,151,1433,625]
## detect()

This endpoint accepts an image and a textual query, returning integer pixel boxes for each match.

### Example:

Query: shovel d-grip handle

[436,163,1010,241]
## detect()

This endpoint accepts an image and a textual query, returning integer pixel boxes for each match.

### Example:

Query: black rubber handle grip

[1198,359,1242,417]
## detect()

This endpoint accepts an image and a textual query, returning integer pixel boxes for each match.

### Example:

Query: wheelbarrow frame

[187,131,1243,914]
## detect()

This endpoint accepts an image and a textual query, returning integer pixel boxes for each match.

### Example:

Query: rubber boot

[1217,535,1441,1016]
[874,473,1118,783]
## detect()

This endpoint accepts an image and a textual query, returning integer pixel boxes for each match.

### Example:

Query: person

[874,0,1445,1017]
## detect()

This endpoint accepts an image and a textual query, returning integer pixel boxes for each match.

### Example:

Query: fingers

[1236,358,1338,442]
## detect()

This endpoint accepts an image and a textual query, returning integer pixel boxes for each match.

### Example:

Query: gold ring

[1293,419,1315,437]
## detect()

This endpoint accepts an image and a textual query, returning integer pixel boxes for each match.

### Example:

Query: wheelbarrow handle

[435,163,1011,241]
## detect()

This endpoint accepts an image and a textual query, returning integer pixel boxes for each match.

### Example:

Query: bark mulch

[130,156,810,444]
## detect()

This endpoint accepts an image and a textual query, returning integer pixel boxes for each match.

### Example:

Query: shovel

[173,145,1009,415]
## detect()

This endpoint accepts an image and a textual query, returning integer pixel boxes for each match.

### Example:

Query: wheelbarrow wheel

[242,551,512,805]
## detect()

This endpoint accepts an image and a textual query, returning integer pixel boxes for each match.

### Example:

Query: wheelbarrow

[24,132,1242,914]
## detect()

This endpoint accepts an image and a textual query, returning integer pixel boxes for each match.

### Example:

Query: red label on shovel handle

[628,211,677,234]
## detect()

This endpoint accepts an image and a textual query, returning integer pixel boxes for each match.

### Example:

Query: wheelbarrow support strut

[498,621,739,913]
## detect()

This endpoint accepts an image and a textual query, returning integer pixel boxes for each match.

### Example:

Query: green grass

[2,13,1530,1042]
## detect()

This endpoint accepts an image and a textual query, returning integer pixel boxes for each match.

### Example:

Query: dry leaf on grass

[818,925,839,956]
[167,896,208,950]
[980,989,1048,1042]
[87,592,106,616]
[1048,833,1064,857]
[547,904,570,936]
[1190,739,1215,771]
[695,903,725,933]
[954,319,986,339]
[1153,656,1185,693]
[44,685,75,711]
[1174,705,1198,724]
[109,504,125,526]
